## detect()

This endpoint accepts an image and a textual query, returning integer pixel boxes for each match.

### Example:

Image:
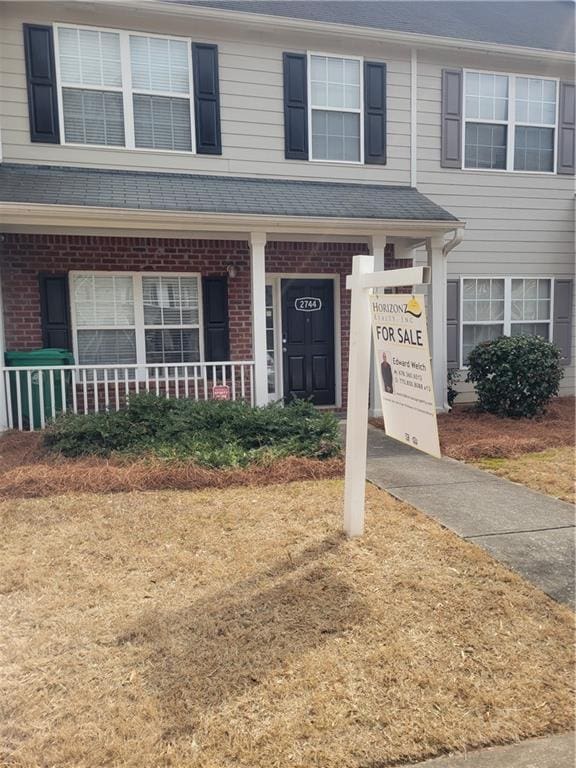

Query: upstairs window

[309,54,363,163]
[130,35,193,152]
[57,27,125,146]
[464,71,558,173]
[55,25,195,152]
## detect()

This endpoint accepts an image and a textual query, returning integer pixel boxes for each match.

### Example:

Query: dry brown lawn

[1,480,573,768]
[474,446,575,504]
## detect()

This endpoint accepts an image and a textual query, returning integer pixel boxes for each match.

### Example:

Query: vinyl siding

[0,1,411,184]
[416,52,575,397]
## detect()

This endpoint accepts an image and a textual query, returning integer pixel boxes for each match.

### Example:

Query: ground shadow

[122,535,367,744]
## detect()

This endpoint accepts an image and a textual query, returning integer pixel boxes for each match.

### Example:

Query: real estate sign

[370,294,441,458]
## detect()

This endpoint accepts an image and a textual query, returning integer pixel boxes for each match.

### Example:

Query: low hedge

[44,395,342,468]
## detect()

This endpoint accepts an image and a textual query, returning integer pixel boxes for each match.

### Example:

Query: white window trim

[53,23,196,155]
[459,276,555,368]
[462,68,560,175]
[69,271,205,369]
[307,50,364,165]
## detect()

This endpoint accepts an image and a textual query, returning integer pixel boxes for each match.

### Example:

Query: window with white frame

[56,25,195,152]
[464,71,558,172]
[309,54,362,162]
[71,273,202,368]
[461,277,553,364]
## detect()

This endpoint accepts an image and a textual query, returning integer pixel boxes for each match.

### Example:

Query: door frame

[266,273,341,408]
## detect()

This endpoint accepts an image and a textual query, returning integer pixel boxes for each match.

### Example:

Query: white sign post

[343,255,432,538]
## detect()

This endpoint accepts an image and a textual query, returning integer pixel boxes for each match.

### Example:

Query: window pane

[143,276,199,326]
[510,279,552,321]
[463,324,503,363]
[73,275,134,327]
[62,89,125,146]
[130,35,189,93]
[58,27,121,88]
[311,109,360,161]
[77,329,136,365]
[465,123,507,169]
[465,73,508,120]
[463,279,476,299]
[145,328,200,364]
[514,127,554,172]
[310,55,360,110]
[510,323,549,339]
[516,77,556,126]
[133,95,192,151]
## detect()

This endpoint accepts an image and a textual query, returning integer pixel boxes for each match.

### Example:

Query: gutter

[117,0,576,64]
[0,202,464,238]
[442,227,465,257]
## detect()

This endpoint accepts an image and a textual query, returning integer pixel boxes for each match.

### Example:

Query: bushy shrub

[466,334,563,418]
[44,395,341,467]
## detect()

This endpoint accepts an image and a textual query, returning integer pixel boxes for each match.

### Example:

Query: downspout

[442,227,465,257]
[410,48,418,188]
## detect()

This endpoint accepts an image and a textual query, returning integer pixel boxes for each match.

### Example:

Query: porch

[0,165,464,430]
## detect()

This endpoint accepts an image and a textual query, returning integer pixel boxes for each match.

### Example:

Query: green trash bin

[5,349,75,429]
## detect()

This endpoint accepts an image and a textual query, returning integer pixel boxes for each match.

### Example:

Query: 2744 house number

[295,297,322,312]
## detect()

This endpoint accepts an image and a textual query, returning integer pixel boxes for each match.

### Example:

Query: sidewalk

[360,424,575,608]
[402,733,574,768]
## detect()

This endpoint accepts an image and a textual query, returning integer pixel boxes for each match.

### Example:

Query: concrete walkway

[403,732,574,768]
[361,424,575,608]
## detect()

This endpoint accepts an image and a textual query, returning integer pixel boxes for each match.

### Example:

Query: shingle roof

[177,1,575,53]
[0,164,459,222]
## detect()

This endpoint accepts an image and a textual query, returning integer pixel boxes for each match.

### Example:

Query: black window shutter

[557,82,575,175]
[283,52,308,160]
[202,276,230,361]
[553,279,573,366]
[192,43,222,155]
[39,273,71,350]
[23,24,60,144]
[446,279,460,369]
[364,61,387,165]
[441,69,463,168]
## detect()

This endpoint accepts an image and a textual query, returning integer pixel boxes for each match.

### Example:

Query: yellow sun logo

[406,296,422,318]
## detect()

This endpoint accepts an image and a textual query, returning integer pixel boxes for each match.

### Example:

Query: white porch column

[427,235,449,411]
[250,231,268,407]
[0,261,8,431]
[368,234,386,417]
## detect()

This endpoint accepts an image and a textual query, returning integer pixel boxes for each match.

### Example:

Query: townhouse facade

[0,0,574,430]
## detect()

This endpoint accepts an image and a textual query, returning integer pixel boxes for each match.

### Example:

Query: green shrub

[44,395,341,467]
[447,368,461,408]
[466,334,563,418]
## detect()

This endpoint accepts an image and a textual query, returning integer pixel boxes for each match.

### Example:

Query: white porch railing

[1,361,255,431]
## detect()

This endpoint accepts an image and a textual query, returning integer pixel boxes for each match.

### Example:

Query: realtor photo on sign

[371,295,441,458]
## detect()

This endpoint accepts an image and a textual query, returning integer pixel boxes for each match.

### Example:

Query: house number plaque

[295,297,322,312]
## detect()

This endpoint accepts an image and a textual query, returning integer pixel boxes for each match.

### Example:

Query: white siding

[0,1,411,184]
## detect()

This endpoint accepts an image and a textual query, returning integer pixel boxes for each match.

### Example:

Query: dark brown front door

[281,279,336,405]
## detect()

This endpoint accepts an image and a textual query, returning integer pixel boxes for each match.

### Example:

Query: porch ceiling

[0,164,463,239]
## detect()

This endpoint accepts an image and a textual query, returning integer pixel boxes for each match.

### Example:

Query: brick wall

[0,234,405,406]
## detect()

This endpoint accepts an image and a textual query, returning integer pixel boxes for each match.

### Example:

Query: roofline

[119,0,575,62]
[0,202,464,237]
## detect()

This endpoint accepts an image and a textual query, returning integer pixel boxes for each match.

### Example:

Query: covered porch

[0,165,463,430]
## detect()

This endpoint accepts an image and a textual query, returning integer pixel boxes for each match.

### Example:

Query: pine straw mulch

[0,480,573,768]
[370,396,575,461]
[0,431,343,499]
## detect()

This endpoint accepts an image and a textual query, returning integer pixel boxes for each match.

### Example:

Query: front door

[281,279,336,405]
